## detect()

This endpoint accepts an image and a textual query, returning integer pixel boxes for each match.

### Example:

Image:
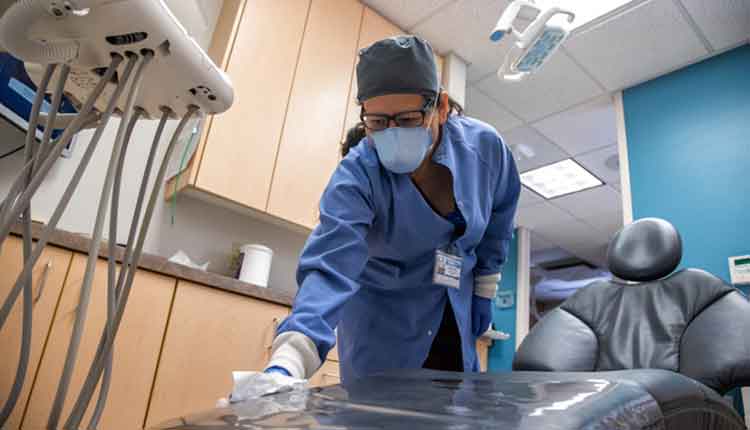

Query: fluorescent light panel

[521,158,602,199]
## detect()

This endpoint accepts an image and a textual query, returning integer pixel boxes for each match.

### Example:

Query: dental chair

[156,218,750,430]
[514,217,750,429]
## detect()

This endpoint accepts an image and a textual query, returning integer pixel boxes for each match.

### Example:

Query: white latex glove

[219,371,306,405]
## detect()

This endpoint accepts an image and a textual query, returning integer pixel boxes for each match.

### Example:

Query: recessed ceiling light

[521,159,602,199]
[536,0,632,29]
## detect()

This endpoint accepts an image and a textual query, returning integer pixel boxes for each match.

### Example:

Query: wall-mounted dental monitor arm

[490,0,575,81]
[0,0,234,118]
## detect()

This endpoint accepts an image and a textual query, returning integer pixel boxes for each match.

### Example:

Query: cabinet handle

[33,260,52,304]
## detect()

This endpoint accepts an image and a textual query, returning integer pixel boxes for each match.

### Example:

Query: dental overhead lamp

[491,0,576,81]
[0,1,233,428]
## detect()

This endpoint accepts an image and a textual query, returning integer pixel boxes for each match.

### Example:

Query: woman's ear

[438,92,450,124]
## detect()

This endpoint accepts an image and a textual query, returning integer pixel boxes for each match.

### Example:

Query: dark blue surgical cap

[356,35,439,103]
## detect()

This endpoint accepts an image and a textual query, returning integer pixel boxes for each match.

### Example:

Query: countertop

[9,222,295,307]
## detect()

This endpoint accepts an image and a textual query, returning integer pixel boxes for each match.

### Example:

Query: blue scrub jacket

[277,115,521,383]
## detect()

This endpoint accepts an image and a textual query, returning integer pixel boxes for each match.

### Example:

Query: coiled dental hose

[0,45,204,427]
[0,62,54,428]
[87,106,143,430]
[0,54,122,430]
[64,105,199,429]
[46,51,149,430]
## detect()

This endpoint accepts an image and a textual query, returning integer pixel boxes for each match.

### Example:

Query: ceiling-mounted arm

[490,0,540,42]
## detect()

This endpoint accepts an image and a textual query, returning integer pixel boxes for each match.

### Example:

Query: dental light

[0,1,233,428]
[491,0,575,81]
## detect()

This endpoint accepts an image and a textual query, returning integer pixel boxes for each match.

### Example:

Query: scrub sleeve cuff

[265,331,322,379]
[474,273,501,299]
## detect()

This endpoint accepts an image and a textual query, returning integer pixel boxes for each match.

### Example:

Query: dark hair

[340,94,464,158]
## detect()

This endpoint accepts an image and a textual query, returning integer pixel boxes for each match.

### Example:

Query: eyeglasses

[360,99,435,131]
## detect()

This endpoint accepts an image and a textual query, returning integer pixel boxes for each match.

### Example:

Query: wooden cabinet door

[22,256,175,429]
[0,238,72,429]
[308,360,340,388]
[340,7,403,139]
[145,281,289,427]
[195,0,311,211]
[266,0,364,229]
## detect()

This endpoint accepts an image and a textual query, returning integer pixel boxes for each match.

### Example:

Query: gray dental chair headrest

[607,218,682,282]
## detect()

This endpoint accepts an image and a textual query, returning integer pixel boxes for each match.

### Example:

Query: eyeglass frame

[359,96,437,131]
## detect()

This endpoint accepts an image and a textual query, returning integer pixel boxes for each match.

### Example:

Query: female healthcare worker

[264,35,521,383]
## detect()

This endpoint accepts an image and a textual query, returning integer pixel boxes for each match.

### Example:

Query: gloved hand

[216,369,306,407]
[471,295,492,338]
[264,366,291,376]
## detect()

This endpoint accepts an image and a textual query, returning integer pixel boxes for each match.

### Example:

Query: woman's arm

[473,135,521,299]
[267,154,375,379]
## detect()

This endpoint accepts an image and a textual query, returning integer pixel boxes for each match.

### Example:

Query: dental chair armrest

[513,307,598,371]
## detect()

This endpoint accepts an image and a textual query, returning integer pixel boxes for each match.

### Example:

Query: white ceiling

[363,0,750,267]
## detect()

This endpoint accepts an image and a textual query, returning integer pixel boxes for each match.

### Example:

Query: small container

[237,244,273,287]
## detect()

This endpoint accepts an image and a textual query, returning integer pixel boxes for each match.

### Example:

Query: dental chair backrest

[513,218,750,395]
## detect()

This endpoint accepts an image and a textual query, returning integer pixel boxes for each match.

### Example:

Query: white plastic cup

[238,244,273,287]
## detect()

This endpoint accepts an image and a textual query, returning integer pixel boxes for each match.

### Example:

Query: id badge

[433,247,462,289]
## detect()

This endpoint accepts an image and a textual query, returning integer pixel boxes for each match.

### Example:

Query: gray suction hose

[65,106,199,429]
[0,64,55,242]
[114,111,169,302]
[86,107,143,430]
[47,52,148,430]
[0,55,124,337]
[0,54,124,252]
[34,65,71,173]
[0,63,54,429]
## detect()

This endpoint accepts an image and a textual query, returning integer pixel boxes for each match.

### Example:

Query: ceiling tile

[564,241,610,268]
[502,126,569,172]
[531,95,617,156]
[515,201,573,230]
[362,0,456,30]
[536,217,610,250]
[550,185,622,218]
[565,0,709,91]
[519,186,543,208]
[475,50,604,122]
[575,145,621,183]
[410,0,516,81]
[581,210,625,239]
[679,0,750,51]
[530,232,556,251]
[465,86,523,132]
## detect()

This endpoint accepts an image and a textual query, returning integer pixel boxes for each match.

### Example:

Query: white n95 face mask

[371,126,433,174]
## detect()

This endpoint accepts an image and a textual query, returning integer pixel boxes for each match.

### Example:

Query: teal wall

[623,44,750,414]
[488,230,518,372]
[623,44,750,295]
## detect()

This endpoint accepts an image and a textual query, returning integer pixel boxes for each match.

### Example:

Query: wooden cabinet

[266,0,364,228]
[340,7,403,138]
[308,360,341,388]
[145,281,289,427]
[0,238,73,429]
[167,2,445,231]
[22,255,175,429]
[194,0,311,210]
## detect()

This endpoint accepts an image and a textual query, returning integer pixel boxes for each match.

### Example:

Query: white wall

[0,0,310,296]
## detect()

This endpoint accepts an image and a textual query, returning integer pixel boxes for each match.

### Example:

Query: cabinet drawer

[309,360,341,388]
[145,281,289,427]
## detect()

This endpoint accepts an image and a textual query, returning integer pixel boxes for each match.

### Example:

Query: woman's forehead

[362,93,425,114]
